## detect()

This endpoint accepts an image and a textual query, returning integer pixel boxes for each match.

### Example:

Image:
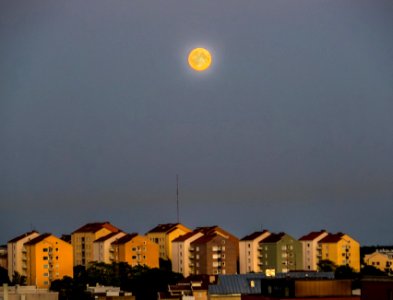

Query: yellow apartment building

[364,250,393,273]
[146,223,191,261]
[112,233,159,268]
[7,231,40,280]
[24,233,73,288]
[71,222,121,266]
[319,232,360,272]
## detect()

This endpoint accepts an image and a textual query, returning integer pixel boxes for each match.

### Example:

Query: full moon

[188,48,212,71]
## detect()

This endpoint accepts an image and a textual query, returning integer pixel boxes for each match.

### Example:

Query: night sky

[1,1,393,245]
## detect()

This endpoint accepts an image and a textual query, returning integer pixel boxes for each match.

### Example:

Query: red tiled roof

[112,233,139,245]
[319,233,345,243]
[72,222,120,234]
[261,232,286,243]
[146,223,181,233]
[24,233,52,246]
[240,230,269,241]
[8,231,39,243]
[299,230,328,241]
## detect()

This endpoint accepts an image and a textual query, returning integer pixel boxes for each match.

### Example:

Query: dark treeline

[49,261,183,300]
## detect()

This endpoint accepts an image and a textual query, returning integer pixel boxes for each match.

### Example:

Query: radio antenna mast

[176,174,180,223]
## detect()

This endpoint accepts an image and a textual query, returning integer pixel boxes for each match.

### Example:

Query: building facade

[258,232,302,276]
[239,230,271,274]
[172,231,204,277]
[189,226,239,275]
[7,231,40,280]
[93,232,126,264]
[363,250,393,273]
[319,233,360,272]
[24,233,73,288]
[71,222,121,266]
[299,230,329,271]
[146,223,191,261]
[112,233,159,268]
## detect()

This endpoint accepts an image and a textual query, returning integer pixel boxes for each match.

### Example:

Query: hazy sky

[1,1,393,245]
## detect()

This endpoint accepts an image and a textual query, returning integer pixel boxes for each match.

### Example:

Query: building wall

[300,232,328,271]
[147,224,191,261]
[7,232,40,280]
[192,235,238,275]
[115,235,159,268]
[320,235,360,272]
[72,228,114,266]
[364,251,393,272]
[239,232,271,274]
[172,232,204,277]
[259,234,302,275]
[26,235,73,288]
[93,232,126,263]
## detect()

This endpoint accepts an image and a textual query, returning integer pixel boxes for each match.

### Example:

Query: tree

[0,267,10,285]
[335,265,358,279]
[317,259,337,272]
[11,271,26,285]
[361,265,387,277]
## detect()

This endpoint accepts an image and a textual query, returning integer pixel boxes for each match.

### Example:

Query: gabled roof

[111,233,139,245]
[319,233,345,243]
[94,232,124,243]
[24,233,52,246]
[172,231,202,242]
[261,232,286,243]
[299,230,328,241]
[72,222,120,234]
[147,223,182,234]
[8,231,39,243]
[192,233,223,244]
[194,226,238,240]
[240,230,269,241]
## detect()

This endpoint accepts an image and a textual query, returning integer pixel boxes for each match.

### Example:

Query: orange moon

[188,48,212,71]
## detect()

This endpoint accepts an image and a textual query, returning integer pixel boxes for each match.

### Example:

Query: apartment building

[258,232,302,276]
[364,250,393,273]
[24,233,73,288]
[299,230,329,271]
[239,230,271,274]
[7,231,40,280]
[111,233,159,268]
[146,223,191,261]
[71,222,121,266]
[189,226,239,275]
[318,232,360,272]
[93,232,126,263]
[172,231,204,276]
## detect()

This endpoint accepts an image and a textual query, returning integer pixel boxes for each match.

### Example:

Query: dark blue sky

[1,1,393,245]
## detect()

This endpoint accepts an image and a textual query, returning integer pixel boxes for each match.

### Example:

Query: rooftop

[8,230,39,243]
[298,230,328,241]
[72,222,120,234]
[146,223,182,234]
[24,233,53,246]
[240,230,270,241]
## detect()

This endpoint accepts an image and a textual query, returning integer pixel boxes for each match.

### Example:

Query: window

[43,248,48,252]
[43,273,49,277]
[43,256,48,260]
[43,264,49,269]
